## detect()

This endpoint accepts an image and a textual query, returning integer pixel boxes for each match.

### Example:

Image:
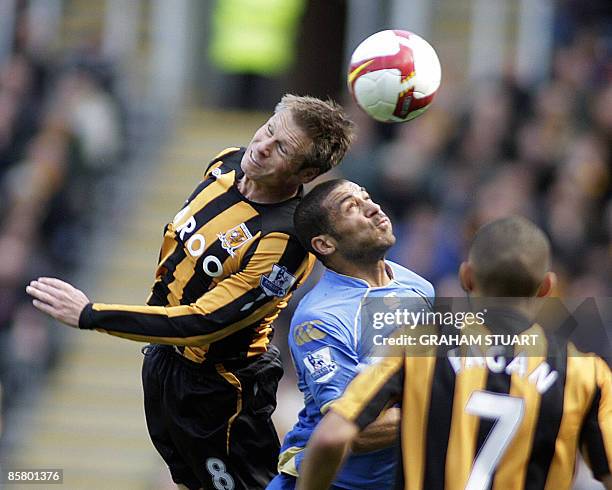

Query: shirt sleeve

[331,353,405,430]
[290,317,362,412]
[79,233,315,346]
[580,356,612,481]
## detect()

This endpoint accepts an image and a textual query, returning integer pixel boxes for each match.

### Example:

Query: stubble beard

[339,236,394,265]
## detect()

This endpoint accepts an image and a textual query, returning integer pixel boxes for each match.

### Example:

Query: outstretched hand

[26,277,90,327]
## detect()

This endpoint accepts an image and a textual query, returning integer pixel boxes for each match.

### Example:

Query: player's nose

[364,200,382,217]
[256,137,273,158]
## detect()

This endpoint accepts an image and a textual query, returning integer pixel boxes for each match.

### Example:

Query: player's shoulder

[300,269,367,313]
[290,277,363,339]
[387,260,435,297]
[289,311,355,356]
[205,147,245,175]
[290,300,346,337]
[566,342,611,372]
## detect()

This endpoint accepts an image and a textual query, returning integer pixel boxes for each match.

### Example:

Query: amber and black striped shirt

[79,147,315,362]
[332,311,612,490]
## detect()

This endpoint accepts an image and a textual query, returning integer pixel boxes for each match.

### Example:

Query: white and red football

[348,30,441,123]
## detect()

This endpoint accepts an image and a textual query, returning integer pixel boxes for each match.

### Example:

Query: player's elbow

[310,411,357,453]
[310,427,349,453]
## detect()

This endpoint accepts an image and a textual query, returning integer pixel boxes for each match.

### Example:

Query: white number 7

[465,391,525,490]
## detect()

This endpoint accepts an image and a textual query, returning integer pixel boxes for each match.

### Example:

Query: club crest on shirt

[218,223,253,257]
[303,346,337,383]
[260,264,297,297]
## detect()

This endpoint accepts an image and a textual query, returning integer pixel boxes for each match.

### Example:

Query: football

[348,30,441,123]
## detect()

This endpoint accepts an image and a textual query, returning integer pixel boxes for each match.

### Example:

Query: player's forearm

[78,302,247,345]
[351,406,400,453]
[297,412,357,490]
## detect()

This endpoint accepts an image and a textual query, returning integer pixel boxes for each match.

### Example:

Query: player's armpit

[79,234,312,345]
[351,406,400,453]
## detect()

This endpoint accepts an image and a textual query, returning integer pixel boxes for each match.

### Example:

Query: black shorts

[141,344,283,490]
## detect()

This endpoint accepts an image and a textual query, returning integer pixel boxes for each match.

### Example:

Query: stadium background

[0,0,609,488]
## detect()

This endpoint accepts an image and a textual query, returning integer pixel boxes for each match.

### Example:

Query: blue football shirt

[277,260,434,489]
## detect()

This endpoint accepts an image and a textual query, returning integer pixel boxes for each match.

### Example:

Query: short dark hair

[275,95,355,176]
[294,179,347,260]
[469,216,551,296]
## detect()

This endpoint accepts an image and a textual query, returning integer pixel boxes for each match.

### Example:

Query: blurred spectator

[355,28,612,308]
[209,0,306,109]
[0,7,126,454]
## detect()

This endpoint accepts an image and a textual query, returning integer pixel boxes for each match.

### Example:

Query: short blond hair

[275,94,355,176]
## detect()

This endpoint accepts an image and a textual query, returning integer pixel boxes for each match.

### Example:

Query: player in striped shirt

[26,95,354,490]
[298,216,612,490]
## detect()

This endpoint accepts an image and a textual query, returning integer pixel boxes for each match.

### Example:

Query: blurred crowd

[0,8,124,449]
[343,33,611,299]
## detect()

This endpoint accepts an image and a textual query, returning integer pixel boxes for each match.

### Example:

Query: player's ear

[536,272,557,298]
[311,234,336,258]
[459,261,474,293]
[299,166,320,184]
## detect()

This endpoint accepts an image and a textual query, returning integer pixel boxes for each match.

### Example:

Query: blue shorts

[266,472,347,490]
[266,472,296,490]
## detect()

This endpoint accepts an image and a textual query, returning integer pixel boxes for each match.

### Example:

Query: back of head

[275,95,355,176]
[294,179,347,261]
[469,216,551,297]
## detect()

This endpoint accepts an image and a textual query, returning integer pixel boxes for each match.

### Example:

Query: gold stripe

[332,355,404,422]
[168,257,198,304]
[348,59,374,85]
[183,346,207,363]
[595,357,612,468]
[246,323,274,358]
[246,253,312,359]
[545,344,596,490]
[92,297,281,346]
[493,325,547,490]
[171,171,235,229]
[403,356,436,490]
[168,201,259,302]
[93,303,170,314]
[277,446,302,477]
[188,232,291,312]
[211,147,241,162]
[215,364,242,455]
[446,358,488,490]
[157,232,178,269]
[204,160,223,178]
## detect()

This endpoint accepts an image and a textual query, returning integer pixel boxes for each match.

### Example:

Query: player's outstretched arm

[26,234,312,346]
[297,410,358,490]
[26,277,90,327]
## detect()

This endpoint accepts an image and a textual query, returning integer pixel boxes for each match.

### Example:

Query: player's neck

[333,259,392,288]
[469,294,537,319]
[237,176,299,204]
